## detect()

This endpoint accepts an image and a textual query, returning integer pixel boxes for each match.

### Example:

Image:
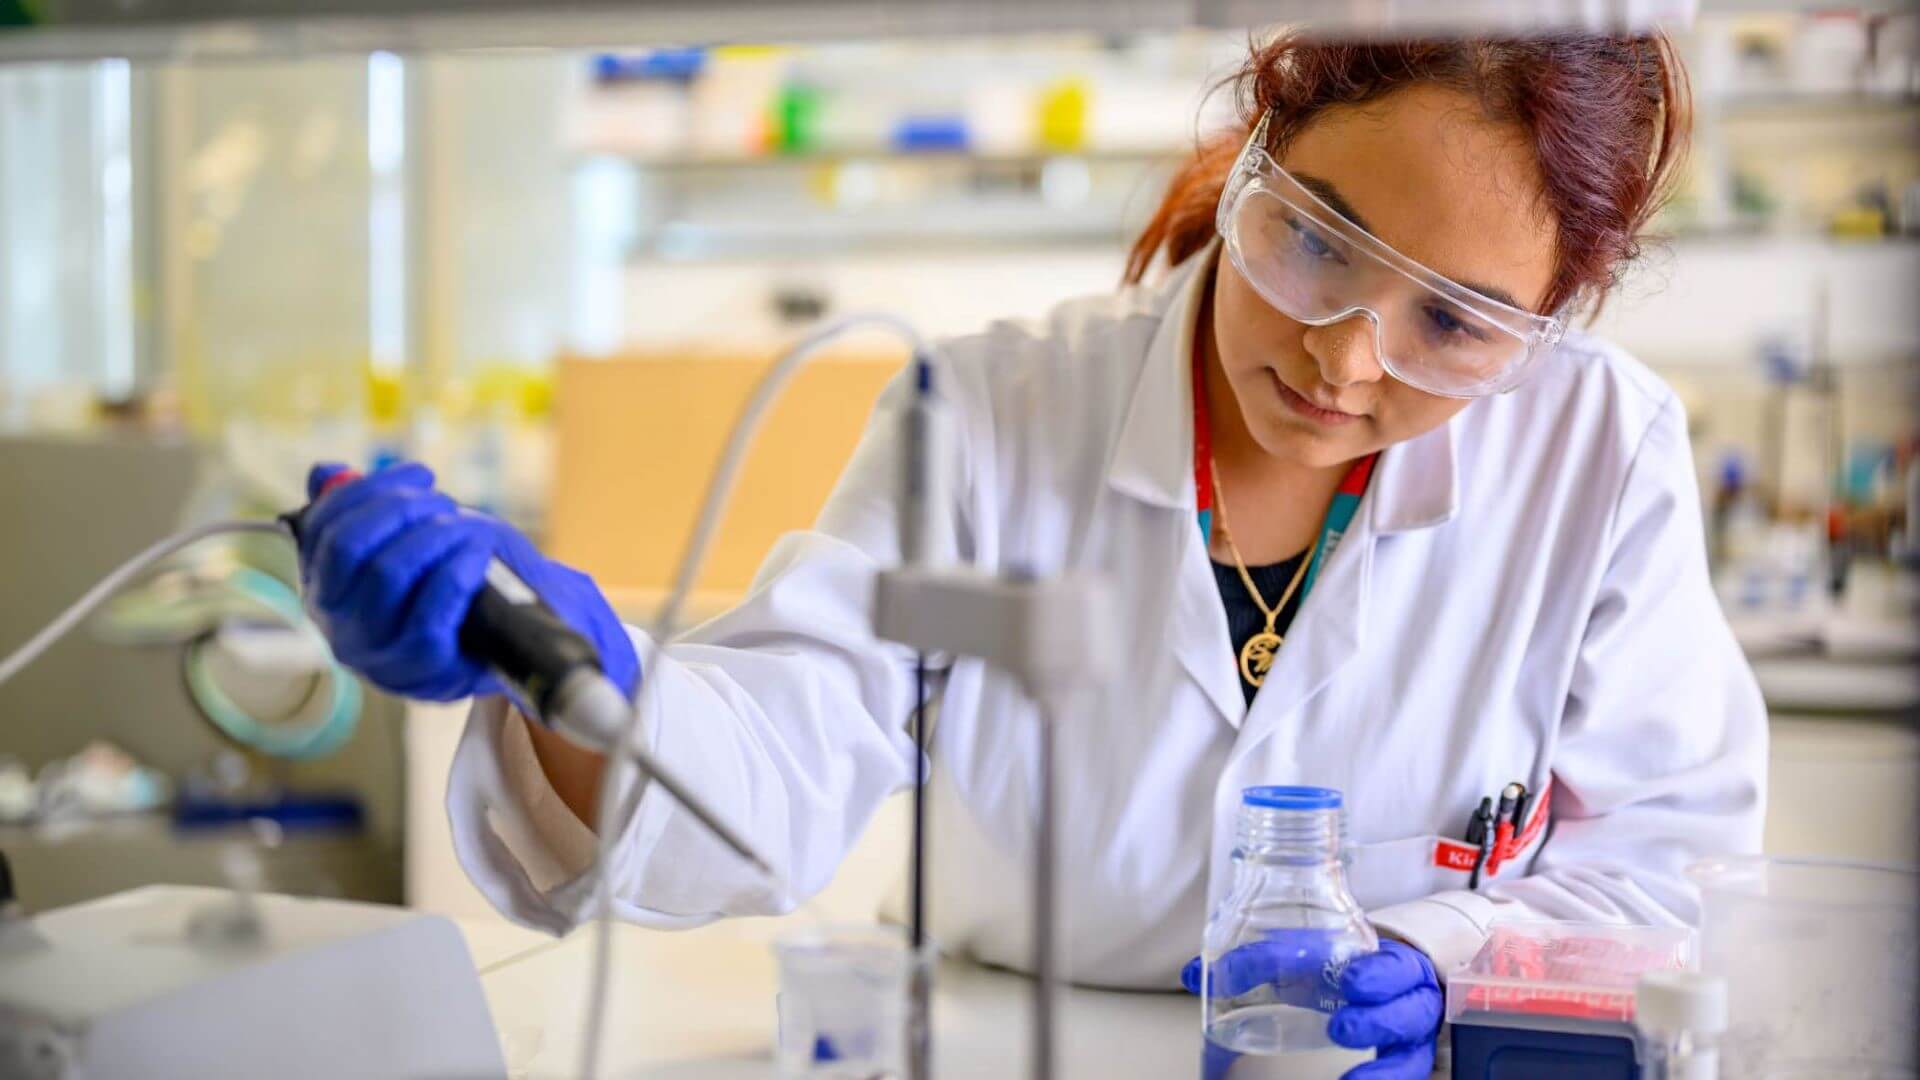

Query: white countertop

[458,915,1224,1080]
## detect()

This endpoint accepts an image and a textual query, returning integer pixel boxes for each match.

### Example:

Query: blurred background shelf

[581,146,1189,170]
[637,218,1141,260]
[0,815,400,912]
[1715,91,1920,116]
[1667,228,1920,245]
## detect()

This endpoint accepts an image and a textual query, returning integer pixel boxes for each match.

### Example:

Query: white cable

[652,311,930,638]
[0,520,288,689]
[575,312,932,1079]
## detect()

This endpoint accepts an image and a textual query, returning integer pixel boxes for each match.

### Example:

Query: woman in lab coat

[297,31,1763,1076]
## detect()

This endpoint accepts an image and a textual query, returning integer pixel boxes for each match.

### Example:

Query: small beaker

[773,923,922,1079]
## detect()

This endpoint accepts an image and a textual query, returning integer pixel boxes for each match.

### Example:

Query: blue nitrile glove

[1181,935,1442,1080]
[1183,929,1343,1080]
[1181,929,1342,1010]
[298,462,639,705]
[1327,941,1443,1079]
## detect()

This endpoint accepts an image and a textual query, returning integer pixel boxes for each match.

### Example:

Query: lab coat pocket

[1345,835,1458,911]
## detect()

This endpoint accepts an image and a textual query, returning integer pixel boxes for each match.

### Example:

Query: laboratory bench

[5,883,1355,1079]
[397,640,1920,1078]
[413,706,1920,1080]
[460,912,1221,1079]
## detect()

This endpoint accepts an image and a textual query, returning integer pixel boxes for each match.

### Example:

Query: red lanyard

[1192,333,1220,541]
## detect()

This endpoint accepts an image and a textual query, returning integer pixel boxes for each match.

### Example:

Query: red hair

[1126,33,1690,316]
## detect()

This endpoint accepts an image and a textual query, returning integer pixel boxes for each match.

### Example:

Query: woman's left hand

[1326,940,1443,1079]
[1182,937,1442,1080]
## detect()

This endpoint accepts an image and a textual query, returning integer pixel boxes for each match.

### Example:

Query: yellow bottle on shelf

[1036,77,1091,153]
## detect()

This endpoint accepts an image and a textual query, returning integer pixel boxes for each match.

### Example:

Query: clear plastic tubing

[1199,786,1379,1079]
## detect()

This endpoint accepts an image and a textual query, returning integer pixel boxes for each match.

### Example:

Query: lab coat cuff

[497,703,606,882]
[1368,890,1501,978]
[533,714,718,933]
[445,627,729,934]
[539,626,776,929]
[445,695,582,936]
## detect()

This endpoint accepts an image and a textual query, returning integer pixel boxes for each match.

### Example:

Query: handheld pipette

[284,470,771,877]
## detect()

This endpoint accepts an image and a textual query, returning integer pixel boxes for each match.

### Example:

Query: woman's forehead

[1280,86,1558,313]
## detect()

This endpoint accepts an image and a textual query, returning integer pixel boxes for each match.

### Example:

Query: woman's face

[1211,84,1559,468]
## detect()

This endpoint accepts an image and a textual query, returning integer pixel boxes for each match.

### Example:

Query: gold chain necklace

[1209,458,1317,689]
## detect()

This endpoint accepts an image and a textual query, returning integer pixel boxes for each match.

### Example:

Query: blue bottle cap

[1242,785,1341,810]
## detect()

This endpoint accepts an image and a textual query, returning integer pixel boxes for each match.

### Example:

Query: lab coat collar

[1369,418,1460,535]
[1104,240,1460,537]
[1119,246,1246,727]
[1104,245,1214,512]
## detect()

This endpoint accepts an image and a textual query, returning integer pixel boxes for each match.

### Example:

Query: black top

[1211,553,1310,705]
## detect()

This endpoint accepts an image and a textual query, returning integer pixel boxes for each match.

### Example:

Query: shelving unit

[574,31,1920,265]
[1714,92,1920,118]
[1665,228,1920,246]
[578,145,1186,172]
[640,209,1143,260]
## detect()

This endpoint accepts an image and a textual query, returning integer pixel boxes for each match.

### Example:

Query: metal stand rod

[912,662,928,942]
[908,655,932,1080]
[1032,703,1057,1080]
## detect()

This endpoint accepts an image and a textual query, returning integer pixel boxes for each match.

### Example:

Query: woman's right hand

[298,462,638,704]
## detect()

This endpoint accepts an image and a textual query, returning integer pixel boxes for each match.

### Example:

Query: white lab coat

[445,249,1766,989]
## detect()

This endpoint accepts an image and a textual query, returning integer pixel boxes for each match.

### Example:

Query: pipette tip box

[1446,920,1695,1080]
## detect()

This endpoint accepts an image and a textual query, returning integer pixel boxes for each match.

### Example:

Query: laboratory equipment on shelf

[1689,855,1920,1078]
[774,924,922,1079]
[1444,920,1694,1079]
[1197,786,1378,1077]
[1635,971,1727,1080]
[0,886,504,1080]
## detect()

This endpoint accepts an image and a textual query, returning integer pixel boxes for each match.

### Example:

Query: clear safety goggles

[1215,111,1566,399]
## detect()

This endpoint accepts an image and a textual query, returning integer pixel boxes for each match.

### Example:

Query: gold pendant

[1239,631,1283,688]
